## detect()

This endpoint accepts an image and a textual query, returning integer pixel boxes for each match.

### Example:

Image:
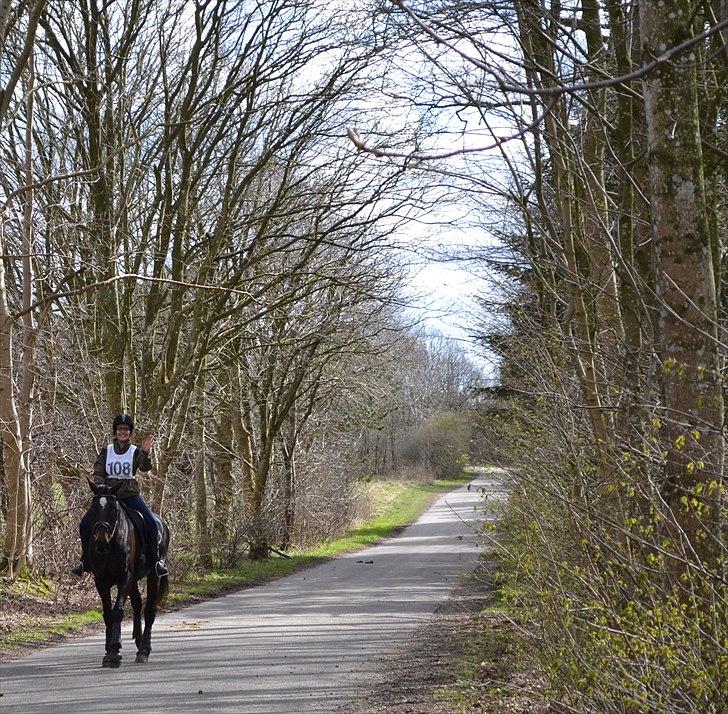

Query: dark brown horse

[86,479,170,667]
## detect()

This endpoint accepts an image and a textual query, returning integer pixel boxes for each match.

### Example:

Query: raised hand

[141,435,155,453]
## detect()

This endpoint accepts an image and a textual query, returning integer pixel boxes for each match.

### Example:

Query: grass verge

[0,611,102,650]
[433,566,548,713]
[1,475,470,656]
[171,475,469,603]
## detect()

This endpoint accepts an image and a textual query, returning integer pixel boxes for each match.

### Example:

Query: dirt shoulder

[344,552,548,713]
[0,577,100,662]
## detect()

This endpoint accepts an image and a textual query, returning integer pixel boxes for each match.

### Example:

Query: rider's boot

[146,543,168,577]
[71,542,91,576]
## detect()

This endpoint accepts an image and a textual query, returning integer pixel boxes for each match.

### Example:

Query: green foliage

[470,375,728,712]
[405,411,472,478]
[494,436,728,713]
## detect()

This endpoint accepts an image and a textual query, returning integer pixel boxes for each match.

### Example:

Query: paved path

[0,477,490,713]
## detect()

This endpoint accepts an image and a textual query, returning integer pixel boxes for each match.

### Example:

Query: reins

[93,518,118,539]
[92,494,120,540]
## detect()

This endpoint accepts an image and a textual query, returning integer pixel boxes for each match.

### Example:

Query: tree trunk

[280,409,297,551]
[0,54,37,575]
[0,229,30,576]
[18,51,37,559]
[212,406,234,547]
[640,0,724,554]
[248,434,274,560]
[582,0,624,346]
[194,407,212,568]
[515,0,612,477]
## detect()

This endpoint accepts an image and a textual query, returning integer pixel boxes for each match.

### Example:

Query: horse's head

[87,478,123,554]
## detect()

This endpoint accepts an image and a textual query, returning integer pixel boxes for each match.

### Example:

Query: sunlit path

[0,476,496,713]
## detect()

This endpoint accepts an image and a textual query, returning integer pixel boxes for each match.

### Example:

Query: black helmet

[112,413,134,432]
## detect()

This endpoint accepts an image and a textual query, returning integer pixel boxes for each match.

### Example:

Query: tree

[351,0,728,708]
[640,0,724,557]
[0,36,39,574]
[0,0,430,573]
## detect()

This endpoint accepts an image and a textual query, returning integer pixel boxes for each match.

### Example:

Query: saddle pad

[119,504,163,546]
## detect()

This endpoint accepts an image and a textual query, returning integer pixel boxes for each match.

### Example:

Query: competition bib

[106,443,136,479]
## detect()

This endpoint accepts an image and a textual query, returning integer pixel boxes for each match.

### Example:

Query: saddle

[119,503,163,549]
[118,504,163,579]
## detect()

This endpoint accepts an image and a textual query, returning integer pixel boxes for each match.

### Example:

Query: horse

[85,478,170,668]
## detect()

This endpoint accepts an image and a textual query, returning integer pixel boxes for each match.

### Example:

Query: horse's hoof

[135,653,148,663]
[108,659,121,669]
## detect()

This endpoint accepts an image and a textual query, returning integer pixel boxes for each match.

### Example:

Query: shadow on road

[0,477,502,713]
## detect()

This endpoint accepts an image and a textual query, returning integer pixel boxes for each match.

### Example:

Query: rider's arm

[135,447,153,473]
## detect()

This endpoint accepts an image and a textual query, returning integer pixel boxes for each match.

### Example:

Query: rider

[71,413,168,577]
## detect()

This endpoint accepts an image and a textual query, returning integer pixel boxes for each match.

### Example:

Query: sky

[402,216,500,381]
[411,262,478,336]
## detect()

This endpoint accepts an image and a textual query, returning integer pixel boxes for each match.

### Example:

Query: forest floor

[0,577,100,661]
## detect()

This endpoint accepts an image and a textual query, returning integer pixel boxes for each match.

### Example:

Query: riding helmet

[112,413,134,432]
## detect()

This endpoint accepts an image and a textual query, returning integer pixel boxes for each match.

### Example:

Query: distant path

[0,475,493,713]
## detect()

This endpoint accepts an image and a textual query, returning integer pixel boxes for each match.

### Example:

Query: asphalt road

[0,476,490,713]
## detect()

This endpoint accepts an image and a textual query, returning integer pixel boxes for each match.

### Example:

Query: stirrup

[155,559,169,577]
[71,561,86,576]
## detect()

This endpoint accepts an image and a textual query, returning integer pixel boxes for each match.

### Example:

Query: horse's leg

[96,583,114,668]
[138,518,169,662]
[138,572,160,660]
[105,573,132,668]
[129,579,143,655]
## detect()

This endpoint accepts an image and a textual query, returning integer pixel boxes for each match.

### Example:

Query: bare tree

[351,0,728,709]
[0,40,39,573]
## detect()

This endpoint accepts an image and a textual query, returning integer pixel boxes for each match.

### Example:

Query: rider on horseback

[71,413,169,577]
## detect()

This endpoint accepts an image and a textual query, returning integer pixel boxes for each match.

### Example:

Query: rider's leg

[120,495,168,577]
[71,510,93,576]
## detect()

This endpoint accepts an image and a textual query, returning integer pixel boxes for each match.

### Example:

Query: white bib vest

[106,443,136,479]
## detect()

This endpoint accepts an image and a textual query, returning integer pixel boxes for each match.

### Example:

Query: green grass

[0,610,102,651]
[306,476,469,558]
[481,584,518,614]
[2,474,470,652]
[434,607,519,712]
[171,476,469,601]
[14,577,55,597]
[168,555,319,603]
[433,567,541,712]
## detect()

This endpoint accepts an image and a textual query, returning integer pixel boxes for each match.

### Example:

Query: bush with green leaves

[402,410,471,479]
[488,358,728,713]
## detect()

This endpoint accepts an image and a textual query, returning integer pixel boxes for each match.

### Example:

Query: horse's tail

[156,522,171,606]
[157,571,169,606]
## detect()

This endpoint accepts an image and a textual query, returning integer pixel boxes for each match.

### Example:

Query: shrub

[404,411,471,478]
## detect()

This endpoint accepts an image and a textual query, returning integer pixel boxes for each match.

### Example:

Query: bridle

[92,494,119,540]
